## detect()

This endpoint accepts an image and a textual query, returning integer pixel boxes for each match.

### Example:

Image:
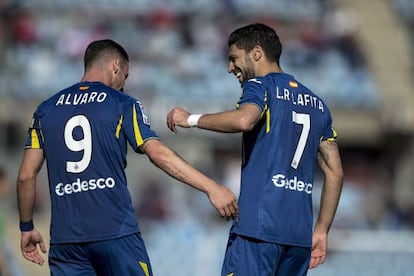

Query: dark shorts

[49,233,152,276]
[221,233,310,276]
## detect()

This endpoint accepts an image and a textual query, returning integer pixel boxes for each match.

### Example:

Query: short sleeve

[122,99,159,153]
[25,109,44,149]
[320,112,337,142]
[237,79,266,112]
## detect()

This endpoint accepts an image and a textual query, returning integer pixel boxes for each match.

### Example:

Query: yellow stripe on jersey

[79,86,89,91]
[133,105,144,146]
[115,115,123,139]
[227,273,234,276]
[264,91,270,133]
[266,108,270,133]
[138,261,150,276]
[31,129,40,148]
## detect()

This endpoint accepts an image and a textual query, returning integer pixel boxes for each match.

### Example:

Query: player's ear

[112,58,121,75]
[252,46,263,62]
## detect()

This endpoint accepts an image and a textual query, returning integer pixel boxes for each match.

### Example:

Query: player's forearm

[197,107,259,133]
[16,149,44,223]
[17,179,36,222]
[314,175,343,233]
[144,140,218,194]
[196,112,244,133]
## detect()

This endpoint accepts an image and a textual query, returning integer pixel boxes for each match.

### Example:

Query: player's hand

[309,231,327,269]
[166,107,191,132]
[207,184,238,220]
[20,228,46,266]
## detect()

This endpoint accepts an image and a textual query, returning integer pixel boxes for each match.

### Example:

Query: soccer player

[16,39,238,275]
[167,23,344,275]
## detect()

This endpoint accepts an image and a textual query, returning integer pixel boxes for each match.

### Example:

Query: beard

[240,58,256,88]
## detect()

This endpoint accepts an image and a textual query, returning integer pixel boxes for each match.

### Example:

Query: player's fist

[166,107,190,132]
[207,184,238,220]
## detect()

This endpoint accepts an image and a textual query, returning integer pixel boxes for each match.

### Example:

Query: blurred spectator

[3,4,37,46]
[135,178,171,222]
[324,9,367,69]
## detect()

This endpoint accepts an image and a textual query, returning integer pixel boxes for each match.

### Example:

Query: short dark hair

[228,23,282,65]
[83,39,129,71]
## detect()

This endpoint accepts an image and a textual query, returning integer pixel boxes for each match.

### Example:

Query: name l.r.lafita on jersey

[276,86,324,112]
[55,176,116,197]
[55,91,108,106]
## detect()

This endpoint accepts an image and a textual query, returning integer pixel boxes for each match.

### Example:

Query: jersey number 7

[291,111,310,169]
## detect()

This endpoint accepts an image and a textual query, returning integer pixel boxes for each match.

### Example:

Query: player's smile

[234,70,243,83]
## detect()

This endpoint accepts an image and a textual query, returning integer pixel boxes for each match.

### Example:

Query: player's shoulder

[243,77,266,93]
[35,83,78,114]
[245,73,282,88]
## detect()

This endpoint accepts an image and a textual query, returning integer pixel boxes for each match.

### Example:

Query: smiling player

[167,23,343,276]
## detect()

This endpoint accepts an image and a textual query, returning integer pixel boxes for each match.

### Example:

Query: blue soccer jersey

[25,81,159,244]
[231,73,336,247]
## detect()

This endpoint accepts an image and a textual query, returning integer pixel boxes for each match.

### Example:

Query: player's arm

[167,104,261,133]
[17,148,44,225]
[310,140,343,269]
[315,140,343,234]
[140,139,238,218]
[16,148,47,265]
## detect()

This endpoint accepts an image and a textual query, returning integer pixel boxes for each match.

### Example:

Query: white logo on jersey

[136,101,150,125]
[247,78,262,84]
[55,177,115,196]
[271,174,312,194]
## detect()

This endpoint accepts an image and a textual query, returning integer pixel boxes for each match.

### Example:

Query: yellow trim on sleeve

[322,128,338,142]
[115,115,123,139]
[139,261,150,276]
[327,128,338,141]
[133,105,144,146]
[332,128,338,138]
[31,129,40,149]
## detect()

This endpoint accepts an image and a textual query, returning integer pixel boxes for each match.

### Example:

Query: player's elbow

[147,149,168,167]
[16,171,36,187]
[142,140,169,167]
[236,115,256,132]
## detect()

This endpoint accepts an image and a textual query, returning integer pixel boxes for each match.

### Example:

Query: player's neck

[256,63,283,77]
[81,70,110,87]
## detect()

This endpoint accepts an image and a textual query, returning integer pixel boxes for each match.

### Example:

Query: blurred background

[0,0,413,275]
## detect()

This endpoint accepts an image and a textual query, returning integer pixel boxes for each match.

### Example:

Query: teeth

[236,72,242,78]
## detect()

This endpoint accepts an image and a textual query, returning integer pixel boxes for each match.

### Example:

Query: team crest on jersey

[137,100,150,125]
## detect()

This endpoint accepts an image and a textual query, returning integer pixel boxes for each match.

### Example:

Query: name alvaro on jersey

[56,91,107,106]
[55,176,115,196]
[272,173,312,194]
[276,87,324,112]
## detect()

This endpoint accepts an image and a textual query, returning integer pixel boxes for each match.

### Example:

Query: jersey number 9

[64,115,92,173]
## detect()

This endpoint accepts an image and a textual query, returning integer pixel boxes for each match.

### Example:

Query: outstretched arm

[166,104,261,133]
[16,149,47,266]
[309,140,343,269]
[140,139,238,219]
